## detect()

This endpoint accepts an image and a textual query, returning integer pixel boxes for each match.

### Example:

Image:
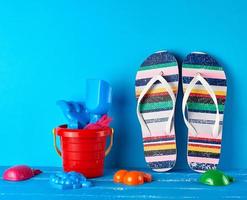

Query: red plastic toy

[3,165,42,181]
[53,126,114,178]
[113,170,152,186]
[84,115,112,130]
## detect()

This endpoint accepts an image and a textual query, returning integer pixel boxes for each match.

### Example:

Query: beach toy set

[1,52,233,190]
[53,79,113,178]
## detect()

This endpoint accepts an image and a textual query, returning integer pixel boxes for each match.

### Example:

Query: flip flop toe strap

[136,74,176,136]
[182,73,220,137]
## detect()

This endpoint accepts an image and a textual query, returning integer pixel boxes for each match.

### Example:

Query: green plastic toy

[199,170,234,186]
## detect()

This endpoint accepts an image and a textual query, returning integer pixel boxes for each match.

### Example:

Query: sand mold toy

[50,171,92,189]
[199,170,234,186]
[3,165,42,181]
[114,170,152,186]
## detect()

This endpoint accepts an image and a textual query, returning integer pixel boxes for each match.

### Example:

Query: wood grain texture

[0,167,246,199]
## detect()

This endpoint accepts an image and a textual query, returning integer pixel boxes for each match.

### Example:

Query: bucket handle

[52,128,114,157]
[53,128,62,157]
[105,128,114,156]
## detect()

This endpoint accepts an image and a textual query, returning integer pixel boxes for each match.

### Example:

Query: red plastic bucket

[53,125,113,178]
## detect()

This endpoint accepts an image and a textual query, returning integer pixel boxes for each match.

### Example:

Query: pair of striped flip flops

[135,51,227,173]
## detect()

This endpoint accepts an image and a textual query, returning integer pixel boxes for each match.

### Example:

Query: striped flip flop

[135,51,179,172]
[182,52,227,173]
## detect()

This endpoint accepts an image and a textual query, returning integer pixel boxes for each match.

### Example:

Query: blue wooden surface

[0,167,246,199]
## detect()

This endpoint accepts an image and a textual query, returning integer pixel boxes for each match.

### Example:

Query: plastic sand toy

[199,169,234,186]
[86,79,112,123]
[114,170,152,186]
[57,79,112,129]
[3,165,42,181]
[57,100,90,129]
[84,115,112,129]
[53,126,113,178]
[50,171,92,189]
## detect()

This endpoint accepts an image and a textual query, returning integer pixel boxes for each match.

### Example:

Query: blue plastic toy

[49,171,92,189]
[56,100,90,129]
[86,79,112,123]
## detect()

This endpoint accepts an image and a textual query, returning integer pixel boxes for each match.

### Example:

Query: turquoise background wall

[0,0,245,170]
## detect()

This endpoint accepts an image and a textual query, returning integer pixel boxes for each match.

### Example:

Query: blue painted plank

[0,167,246,199]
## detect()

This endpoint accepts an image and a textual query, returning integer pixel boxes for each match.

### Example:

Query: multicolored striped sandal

[135,51,179,172]
[182,52,227,173]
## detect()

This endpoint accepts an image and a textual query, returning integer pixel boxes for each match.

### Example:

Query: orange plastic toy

[113,170,152,186]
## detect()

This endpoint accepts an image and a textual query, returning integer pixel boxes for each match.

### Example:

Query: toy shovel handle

[52,128,62,157]
[105,128,114,156]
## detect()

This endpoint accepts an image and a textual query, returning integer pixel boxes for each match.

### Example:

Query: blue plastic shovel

[85,79,112,123]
